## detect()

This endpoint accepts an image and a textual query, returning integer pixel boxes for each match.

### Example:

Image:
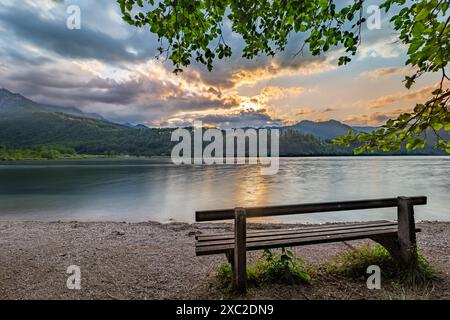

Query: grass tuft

[326,244,436,287]
[216,248,311,290]
[384,281,435,300]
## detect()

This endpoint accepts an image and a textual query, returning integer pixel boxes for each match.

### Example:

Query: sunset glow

[0,0,440,128]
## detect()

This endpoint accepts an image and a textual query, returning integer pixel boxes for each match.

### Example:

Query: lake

[0,156,449,224]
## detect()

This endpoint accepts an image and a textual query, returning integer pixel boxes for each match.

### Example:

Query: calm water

[0,157,449,223]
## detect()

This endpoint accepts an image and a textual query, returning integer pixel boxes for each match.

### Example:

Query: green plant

[258,248,311,284]
[216,248,311,290]
[326,244,436,287]
[326,244,392,276]
[216,263,233,289]
[216,263,260,289]
[402,248,436,286]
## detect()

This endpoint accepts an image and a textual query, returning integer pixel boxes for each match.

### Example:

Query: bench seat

[195,220,421,256]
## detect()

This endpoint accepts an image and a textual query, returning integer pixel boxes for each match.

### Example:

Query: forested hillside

[0,88,446,158]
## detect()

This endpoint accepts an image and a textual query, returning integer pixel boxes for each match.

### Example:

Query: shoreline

[0,220,449,299]
[1,219,449,225]
[1,154,449,162]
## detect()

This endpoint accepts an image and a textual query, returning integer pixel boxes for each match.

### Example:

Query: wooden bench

[195,196,426,292]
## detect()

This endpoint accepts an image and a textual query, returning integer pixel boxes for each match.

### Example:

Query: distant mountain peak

[286,119,354,140]
[0,88,37,111]
[0,88,11,94]
[123,122,150,129]
[0,88,104,120]
[295,119,349,126]
[0,88,26,98]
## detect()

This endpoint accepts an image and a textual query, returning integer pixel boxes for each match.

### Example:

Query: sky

[0,0,440,128]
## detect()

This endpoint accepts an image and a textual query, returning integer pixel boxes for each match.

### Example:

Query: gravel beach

[0,220,449,300]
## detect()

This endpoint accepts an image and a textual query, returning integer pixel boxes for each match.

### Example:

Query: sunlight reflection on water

[0,156,448,223]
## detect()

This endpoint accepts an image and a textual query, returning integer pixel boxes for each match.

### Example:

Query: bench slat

[196,224,400,247]
[196,221,396,241]
[196,196,427,221]
[196,228,421,256]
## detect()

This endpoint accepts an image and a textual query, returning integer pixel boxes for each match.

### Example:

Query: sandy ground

[0,220,449,300]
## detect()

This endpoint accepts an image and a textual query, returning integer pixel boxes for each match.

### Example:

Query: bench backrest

[195,196,427,222]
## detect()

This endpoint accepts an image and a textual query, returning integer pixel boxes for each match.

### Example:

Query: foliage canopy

[118,0,450,153]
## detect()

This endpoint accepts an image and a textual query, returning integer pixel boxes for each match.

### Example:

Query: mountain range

[0,88,445,156]
[283,119,377,140]
[0,88,373,137]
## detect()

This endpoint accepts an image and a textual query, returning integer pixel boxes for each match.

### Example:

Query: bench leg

[397,197,418,267]
[226,250,234,272]
[371,197,418,268]
[234,208,247,293]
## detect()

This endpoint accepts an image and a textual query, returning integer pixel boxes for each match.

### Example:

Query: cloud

[164,108,282,128]
[365,84,438,109]
[295,108,317,116]
[260,86,305,99]
[189,53,338,91]
[358,38,403,60]
[0,0,343,126]
[360,67,414,79]
[0,3,156,64]
[344,108,411,126]
[283,107,336,125]
[0,0,413,128]
[356,16,406,60]
[0,58,241,125]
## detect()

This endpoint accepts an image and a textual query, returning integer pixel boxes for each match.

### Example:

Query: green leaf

[444,123,450,131]
[431,122,444,131]
[415,8,429,21]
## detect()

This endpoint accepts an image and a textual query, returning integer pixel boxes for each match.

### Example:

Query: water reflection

[0,157,448,223]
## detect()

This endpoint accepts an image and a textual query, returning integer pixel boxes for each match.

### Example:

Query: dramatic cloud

[186,51,338,91]
[0,58,241,124]
[0,0,340,127]
[0,3,157,64]
[170,109,282,128]
[0,0,436,128]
